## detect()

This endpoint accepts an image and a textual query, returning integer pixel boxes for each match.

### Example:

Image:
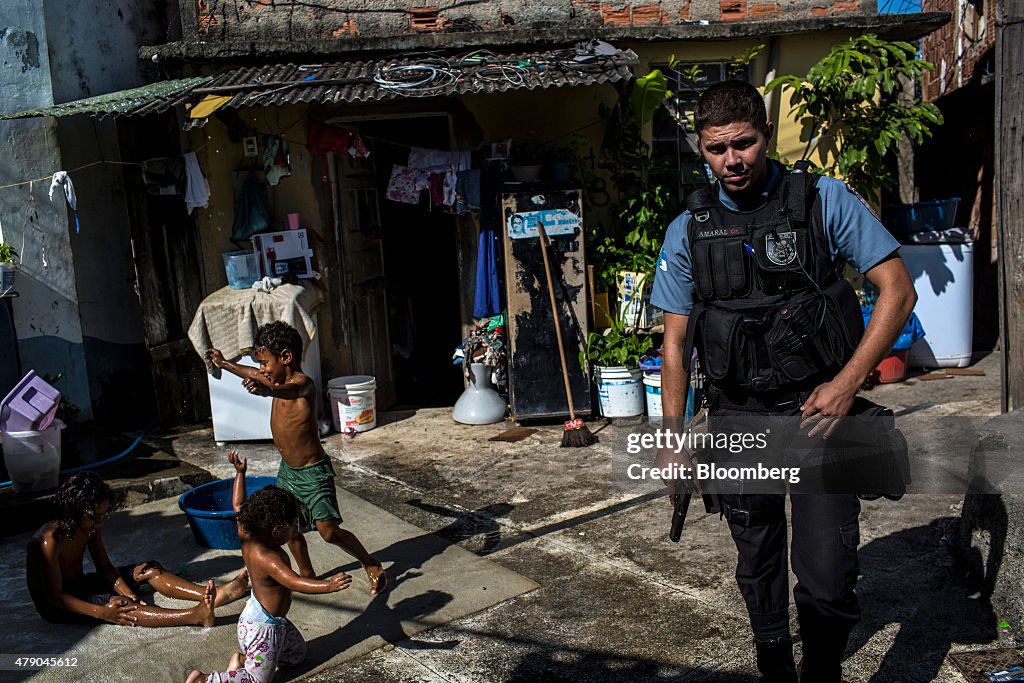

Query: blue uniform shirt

[650,162,899,316]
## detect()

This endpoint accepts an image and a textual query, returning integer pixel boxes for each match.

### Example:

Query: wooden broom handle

[537,221,577,421]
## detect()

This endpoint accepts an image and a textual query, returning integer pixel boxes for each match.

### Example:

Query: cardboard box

[251,229,315,279]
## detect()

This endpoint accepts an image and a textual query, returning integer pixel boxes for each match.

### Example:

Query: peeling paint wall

[1,1,167,422]
[183,0,876,43]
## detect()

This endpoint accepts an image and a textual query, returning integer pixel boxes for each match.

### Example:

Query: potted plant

[0,241,17,292]
[580,312,653,418]
[510,134,547,182]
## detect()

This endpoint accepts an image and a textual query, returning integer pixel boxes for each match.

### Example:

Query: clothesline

[0,143,210,192]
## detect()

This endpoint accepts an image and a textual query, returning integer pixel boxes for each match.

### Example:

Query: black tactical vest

[685,162,865,393]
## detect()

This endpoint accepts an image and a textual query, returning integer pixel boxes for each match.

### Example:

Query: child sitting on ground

[205,321,386,595]
[26,471,250,627]
[187,451,351,683]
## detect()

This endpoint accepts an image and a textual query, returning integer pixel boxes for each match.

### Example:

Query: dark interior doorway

[356,115,465,408]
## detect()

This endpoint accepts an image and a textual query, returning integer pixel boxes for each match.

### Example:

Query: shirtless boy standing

[205,321,386,595]
[186,452,351,683]
[26,471,250,627]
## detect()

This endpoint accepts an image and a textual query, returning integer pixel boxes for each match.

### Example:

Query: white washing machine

[207,315,323,442]
[899,229,974,368]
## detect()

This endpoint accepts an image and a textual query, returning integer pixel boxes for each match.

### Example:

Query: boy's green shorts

[276,458,342,531]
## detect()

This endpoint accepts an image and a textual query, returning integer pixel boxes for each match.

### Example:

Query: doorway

[333,114,466,409]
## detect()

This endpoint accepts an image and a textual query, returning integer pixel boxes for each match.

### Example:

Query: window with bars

[651,62,752,201]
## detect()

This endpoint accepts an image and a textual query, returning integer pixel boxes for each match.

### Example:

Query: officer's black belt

[710,386,816,412]
[719,499,786,527]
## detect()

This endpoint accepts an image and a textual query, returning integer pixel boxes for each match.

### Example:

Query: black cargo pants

[710,399,862,679]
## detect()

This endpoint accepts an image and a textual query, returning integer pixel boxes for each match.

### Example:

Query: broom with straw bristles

[536,220,597,447]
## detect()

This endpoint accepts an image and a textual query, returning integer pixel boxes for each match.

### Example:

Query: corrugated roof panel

[1,47,636,120]
[0,77,212,120]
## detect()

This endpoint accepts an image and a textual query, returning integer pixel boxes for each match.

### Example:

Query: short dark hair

[694,80,769,135]
[236,485,300,538]
[255,321,303,360]
[56,472,115,538]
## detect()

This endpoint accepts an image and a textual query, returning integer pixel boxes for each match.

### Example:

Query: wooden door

[330,154,396,408]
[119,116,210,428]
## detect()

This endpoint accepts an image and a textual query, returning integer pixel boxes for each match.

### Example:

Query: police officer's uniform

[651,159,900,682]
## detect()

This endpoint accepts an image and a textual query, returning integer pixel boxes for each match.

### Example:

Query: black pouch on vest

[766,294,828,383]
[820,277,865,362]
[692,237,751,300]
[821,397,911,500]
[694,306,749,385]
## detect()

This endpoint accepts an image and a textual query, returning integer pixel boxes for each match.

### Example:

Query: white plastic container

[594,366,644,418]
[643,372,663,417]
[1,419,64,492]
[899,231,974,368]
[328,376,377,432]
[206,313,322,443]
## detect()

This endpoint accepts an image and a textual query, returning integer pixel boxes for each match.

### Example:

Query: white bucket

[643,372,662,417]
[594,366,644,418]
[327,376,377,432]
[1,419,64,492]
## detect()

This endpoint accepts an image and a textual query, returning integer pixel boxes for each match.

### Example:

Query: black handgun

[669,480,692,543]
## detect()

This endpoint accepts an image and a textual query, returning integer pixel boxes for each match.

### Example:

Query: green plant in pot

[580,311,653,371]
[580,311,653,417]
[0,242,18,292]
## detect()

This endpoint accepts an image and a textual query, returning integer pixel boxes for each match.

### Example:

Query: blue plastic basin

[178,476,277,549]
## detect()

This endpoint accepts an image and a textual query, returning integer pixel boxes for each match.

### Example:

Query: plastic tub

[1,419,64,493]
[178,476,277,549]
[222,250,259,289]
[327,376,377,432]
[900,233,974,368]
[643,372,696,421]
[0,370,60,432]
[883,198,960,236]
[874,350,909,384]
[594,366,644,418]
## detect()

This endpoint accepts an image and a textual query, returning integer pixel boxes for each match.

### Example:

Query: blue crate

[883,198,960,236]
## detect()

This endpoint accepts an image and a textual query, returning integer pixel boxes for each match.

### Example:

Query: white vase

[452,363,506,425]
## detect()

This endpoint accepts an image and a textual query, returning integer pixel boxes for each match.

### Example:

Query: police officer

[651,81,917,682]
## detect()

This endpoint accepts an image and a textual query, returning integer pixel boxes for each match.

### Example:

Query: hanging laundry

[263,136,292,186]
[407,147,471,172]
[231,169,273,242]
[306,121,370,181]
[141,157,186,195]
[455,170,481,214]
[349,133,370,158]
[183,152,210,214]
[48,171,79,233]
[474,167,503,317]
[426,172,446,207]
[386,165,428,205]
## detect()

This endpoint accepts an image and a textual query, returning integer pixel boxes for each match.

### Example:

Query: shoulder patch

[846,184,882,222]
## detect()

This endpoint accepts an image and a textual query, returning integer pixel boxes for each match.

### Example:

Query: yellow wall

[187,32,859,379]
[189,106,349,376]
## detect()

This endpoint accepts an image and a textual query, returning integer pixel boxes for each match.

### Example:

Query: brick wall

[921,0,995,101]
[187,0,878,42]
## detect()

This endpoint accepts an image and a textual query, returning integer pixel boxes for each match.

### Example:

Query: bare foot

[195,579,216,628]
[185,671,206,683]
[365,562,387,596]
[227,651,244,670]
[214,569,250,607]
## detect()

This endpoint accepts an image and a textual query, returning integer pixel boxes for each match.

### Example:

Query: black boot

[755,637,798,683]
[798,630,847,683]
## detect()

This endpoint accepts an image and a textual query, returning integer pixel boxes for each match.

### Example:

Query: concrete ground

[148,351,1013,683]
